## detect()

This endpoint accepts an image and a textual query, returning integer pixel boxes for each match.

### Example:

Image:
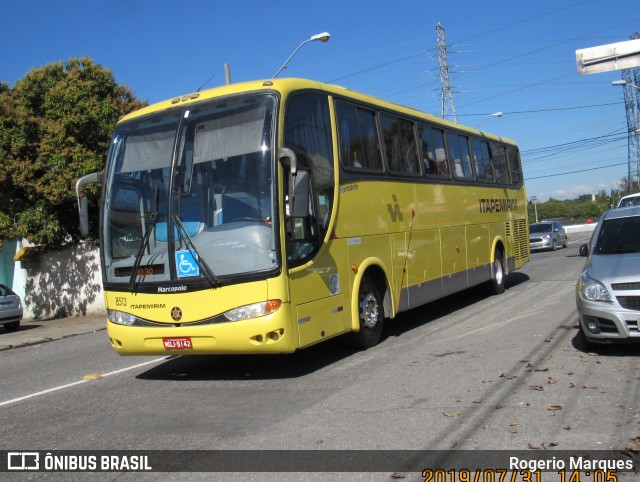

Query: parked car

[529,221,568,251]
[0,283,23,331]
[617,192,640,208]
[576,206,640,344]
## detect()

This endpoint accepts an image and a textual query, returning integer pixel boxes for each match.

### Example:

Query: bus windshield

[102,93,278,288]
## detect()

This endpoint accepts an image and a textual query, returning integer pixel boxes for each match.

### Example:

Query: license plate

[162,337,193,350]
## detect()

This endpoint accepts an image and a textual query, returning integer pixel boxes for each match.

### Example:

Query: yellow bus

[77,78,529,355]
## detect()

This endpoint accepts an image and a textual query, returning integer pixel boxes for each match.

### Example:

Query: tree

[0,57,146,246]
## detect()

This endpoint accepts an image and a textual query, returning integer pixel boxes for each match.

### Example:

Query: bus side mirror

[76,172,102,237]
[579,244,589,257]
[290,170,310,218]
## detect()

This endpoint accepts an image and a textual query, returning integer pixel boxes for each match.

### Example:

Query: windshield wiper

[129,212,158,292]
[172,215,220,288]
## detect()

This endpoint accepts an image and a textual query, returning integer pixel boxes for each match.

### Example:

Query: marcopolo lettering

[479,198,518,213]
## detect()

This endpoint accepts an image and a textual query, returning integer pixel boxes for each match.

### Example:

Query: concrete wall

[11,242,105,319]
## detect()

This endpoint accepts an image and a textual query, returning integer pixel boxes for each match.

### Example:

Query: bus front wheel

[351,276,384,349]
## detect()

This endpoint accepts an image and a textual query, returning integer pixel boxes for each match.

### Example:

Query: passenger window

[491,144,511,184]
[471,139,494,182]
[337,103,382,171]
[418,124,450,177]
[447,133,474,180]
[507,147,522,186]
[380,114,420,175]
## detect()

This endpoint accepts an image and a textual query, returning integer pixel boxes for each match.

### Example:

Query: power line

[526,161,628,180]
[458,102,620,117]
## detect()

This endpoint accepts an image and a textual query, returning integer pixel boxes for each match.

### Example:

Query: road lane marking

[0,356,170,407]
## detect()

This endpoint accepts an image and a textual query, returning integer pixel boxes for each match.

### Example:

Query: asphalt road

[1,228,638,481]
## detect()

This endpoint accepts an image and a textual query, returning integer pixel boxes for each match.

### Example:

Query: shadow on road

[571,323,639,356]
[137,272,532,381]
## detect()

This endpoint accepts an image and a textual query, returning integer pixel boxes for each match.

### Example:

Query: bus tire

[486,250,506,295]
[351,276,384,349]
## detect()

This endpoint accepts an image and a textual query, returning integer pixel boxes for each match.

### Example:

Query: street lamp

[474,111,503,128]
[530,196,539,223]
[612,80,640,91]
[273,32,331,79]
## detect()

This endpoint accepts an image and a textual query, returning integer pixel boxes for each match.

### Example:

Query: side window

[491,144,511,184]
[471,139,494,182]
[337,103,382,171]
[447,132,474,180]
[418,124,450,177]
[380,114,420,175]
[507,147,522,186]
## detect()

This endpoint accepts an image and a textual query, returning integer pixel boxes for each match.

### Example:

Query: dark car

[0,283,23,331]
[529,221,568,251]
[576,206,640,344]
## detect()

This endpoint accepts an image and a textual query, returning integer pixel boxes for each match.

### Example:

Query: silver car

[576,206,640,344]
[0,283,23,331]
[529,221,568,251]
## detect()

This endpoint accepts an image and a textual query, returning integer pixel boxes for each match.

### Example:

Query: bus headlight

[107,309,139,326]
[579,272,611,302]
[223,300,282,321]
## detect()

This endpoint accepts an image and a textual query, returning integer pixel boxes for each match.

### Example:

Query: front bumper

[576,297,640,343]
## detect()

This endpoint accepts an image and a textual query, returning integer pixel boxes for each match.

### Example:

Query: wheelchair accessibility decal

[176,250,200,278]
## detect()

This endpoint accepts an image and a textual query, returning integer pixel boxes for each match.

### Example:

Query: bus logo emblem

[387,194,403,222]
[171,306,183,321]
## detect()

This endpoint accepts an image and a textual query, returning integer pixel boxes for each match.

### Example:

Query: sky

[2,0,639,202]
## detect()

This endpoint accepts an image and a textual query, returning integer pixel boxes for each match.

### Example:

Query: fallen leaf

[496,403,505,409]
[390,473,406,479]
[543,442,559,448]
[563,425,572,431]
[507,426,518,434]
[450,440,458,448]
[547,405,562,411]
[543,355,553,360]
[582,384,598,389]
[443,411,462,417]
[535,368,549,372]
[548,377,558,384]
[500,372,517,380]
[566,372,575,375]
[569,382,575,388]
[83,374,102,381]
[544,338,553,343]
[529,385,544,391]
[528,443,540,449]
[629,437,640,446]
[473,400,482,404]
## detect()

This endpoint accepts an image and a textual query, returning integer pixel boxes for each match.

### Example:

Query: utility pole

[436,22,457,123]
[619,32,640,192]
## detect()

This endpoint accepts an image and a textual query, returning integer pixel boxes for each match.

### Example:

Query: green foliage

[0,57,146,246]
[528,196,611,224]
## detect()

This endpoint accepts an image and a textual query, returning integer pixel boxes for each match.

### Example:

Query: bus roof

[119,78,517,146]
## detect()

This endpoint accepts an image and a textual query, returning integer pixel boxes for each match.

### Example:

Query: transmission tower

[436,22,457,123]
[619,32,640,192]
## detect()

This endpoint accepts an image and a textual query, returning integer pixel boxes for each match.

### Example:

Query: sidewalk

[0,313,107,351]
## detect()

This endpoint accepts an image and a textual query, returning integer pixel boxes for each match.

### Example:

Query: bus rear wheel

[351,276,384,349]
[486,250,506,295]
